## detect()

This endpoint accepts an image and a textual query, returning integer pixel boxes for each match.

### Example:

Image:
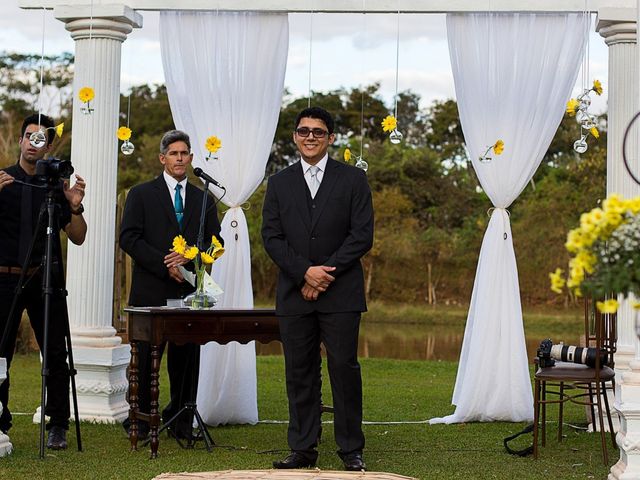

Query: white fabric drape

[430,13,586,424]
[159,11,288,425]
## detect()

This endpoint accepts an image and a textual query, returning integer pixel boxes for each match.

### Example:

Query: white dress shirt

[300,154,328,198]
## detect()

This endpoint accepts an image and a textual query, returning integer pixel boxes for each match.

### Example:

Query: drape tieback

[222,204,251,241]
[487,207,511,240]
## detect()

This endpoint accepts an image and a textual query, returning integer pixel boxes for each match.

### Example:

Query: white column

[598,8,640,479]
[54,5,142,423]
[0,359,12,456]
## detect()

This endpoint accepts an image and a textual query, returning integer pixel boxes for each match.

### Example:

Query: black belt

[0,265,40,275]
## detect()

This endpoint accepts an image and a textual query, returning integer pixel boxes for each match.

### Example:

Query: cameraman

[0,113,86,450]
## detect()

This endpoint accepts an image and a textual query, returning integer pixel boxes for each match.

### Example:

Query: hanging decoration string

[393,3,400,120]
[28,7,49,149]
[352,0,369,172]
[79,0,96,114]
[307,2,314,108]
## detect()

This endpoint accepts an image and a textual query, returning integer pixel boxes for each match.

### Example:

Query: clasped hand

[164,251,189,283]
[301,265,336,301]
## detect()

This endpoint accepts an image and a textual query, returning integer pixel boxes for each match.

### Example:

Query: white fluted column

[53,4,142,423]
[598,8,640,479]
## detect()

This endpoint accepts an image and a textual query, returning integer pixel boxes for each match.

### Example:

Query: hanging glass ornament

[574,135,588,154]
[29,130,47,148]
[121,140,135,155]
[389,129,403,144]
[575,110,589,124]
[577,92,591,108]
[355,156,369,172]
[479,155,492,164]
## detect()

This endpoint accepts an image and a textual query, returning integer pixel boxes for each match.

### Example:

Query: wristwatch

[71,204,84,215]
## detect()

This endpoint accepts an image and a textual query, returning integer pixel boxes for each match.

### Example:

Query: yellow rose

[55,123,64,138]
[596,299,618,314]
[205,136,222,153]
[78,86,95,103]
[344,148,352,162]
[566,98,579,116]
[172,235,187,255]
[492,140,504,155]
[184,246,199,260]
[381,115,397,133]
[592,79,603,96]
[548,268,565,294]
[590,127,599,139]
[117,126,132,141]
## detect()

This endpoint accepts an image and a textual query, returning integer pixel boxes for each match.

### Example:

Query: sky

[1,3,609,114]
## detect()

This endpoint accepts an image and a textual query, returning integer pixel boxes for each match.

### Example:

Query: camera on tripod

[35,158,74,186]
[537,338,608,368]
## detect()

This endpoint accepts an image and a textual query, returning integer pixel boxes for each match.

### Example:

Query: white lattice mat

[154,470,416,480]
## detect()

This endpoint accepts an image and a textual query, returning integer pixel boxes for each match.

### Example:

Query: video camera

[537,338,608,368]
[35,157,74,186]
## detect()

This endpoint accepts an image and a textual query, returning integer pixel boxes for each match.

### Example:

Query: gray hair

[159,130,191,154]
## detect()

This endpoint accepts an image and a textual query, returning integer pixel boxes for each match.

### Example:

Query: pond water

[255,320,582,362]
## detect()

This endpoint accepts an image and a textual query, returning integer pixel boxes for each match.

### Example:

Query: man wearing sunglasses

[262,107,374,472]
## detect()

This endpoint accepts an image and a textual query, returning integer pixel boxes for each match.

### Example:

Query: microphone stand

[153,177,217,451]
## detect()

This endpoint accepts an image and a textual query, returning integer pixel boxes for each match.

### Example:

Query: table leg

[129,340,139,451]
[149,342,161,458]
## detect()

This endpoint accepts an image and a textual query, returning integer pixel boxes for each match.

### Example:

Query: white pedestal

[0,358,13,456]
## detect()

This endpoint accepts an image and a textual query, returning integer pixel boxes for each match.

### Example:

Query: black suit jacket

[120,174,222,306]
[262,158,374,315]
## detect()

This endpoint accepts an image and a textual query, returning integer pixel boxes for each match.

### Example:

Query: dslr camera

[35,157,74,186]
[537,338,608,368]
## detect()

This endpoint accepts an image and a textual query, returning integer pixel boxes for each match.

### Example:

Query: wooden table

[125,307,279,458]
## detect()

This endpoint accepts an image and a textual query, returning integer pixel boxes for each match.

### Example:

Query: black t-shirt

[0,163,71,268]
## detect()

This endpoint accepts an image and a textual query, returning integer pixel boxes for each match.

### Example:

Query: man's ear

[159,153,166,166]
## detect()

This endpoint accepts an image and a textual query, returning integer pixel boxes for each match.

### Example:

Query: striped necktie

[309,165,320,198]
[174,183,184,228]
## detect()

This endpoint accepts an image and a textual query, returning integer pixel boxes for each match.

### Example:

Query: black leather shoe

[46,426,67,450]
[273,451,316,469]
[343,453,366,472]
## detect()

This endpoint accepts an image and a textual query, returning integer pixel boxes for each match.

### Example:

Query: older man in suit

[120,129,222,440]
[262,107,374,471]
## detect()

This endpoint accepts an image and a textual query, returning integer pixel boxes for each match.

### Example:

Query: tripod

[0,185,82,458]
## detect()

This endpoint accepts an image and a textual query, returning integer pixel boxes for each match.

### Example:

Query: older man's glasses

[295,127,329,138]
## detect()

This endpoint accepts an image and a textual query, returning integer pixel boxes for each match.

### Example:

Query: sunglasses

[295,127,330,138]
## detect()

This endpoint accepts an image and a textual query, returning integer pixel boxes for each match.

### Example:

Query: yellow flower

[117,126,132,141]
[492,140,504,155]
[211,246,225,261]
[172,235,187,255]
[381,115,397,133]
[201,252,214,264]
[184,246,199,260]
[211,235,223,250]
[549,268,565,294]
[55,123,64,138]
[592,79,603,96]
[596,299,619,314]
[590,126,599,139]
[78,86,95,103]
[566,98,579,116]
[344,148,352,162]
[205,136,222,154]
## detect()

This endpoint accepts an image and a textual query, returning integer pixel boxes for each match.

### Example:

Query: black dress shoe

[46,426,68,450]
[273,451,316,469]
[343,453,366,472]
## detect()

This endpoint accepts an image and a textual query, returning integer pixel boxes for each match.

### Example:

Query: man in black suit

[120,129,222,439]
[262,107,374,471]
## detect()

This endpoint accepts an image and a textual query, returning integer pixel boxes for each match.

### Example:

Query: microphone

[193,167,225,189]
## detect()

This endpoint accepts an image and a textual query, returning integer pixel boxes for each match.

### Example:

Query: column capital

[597,7,637,45]
[55,4,142,42]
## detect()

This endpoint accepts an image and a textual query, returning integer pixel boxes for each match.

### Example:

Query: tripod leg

[50,214,82,452]
[192,406,214,451]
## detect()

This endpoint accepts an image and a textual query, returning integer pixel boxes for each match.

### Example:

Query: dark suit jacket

[120,174,222,306]
[262,158,374,315]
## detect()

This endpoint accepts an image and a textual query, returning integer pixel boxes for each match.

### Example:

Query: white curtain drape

[430,13,586,424]
[159,11,288,425]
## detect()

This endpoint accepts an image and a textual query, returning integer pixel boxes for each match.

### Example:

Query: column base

[34,344,131,424]
[0,359,12,456]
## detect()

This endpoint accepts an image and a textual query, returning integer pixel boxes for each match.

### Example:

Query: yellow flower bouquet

[550,194,640,313]
[172,234,225,308]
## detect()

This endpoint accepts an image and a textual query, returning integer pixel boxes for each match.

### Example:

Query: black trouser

[279,311,364,460]
[0,272,70,432]
[127,340,200,433]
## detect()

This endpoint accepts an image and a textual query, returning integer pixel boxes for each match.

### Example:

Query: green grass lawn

[0,348,614,480]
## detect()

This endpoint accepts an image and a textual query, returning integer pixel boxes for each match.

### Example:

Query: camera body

[537,339,608,368]
[35,157,74,186]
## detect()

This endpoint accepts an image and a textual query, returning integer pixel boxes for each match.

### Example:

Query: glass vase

[183,268,217,310]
